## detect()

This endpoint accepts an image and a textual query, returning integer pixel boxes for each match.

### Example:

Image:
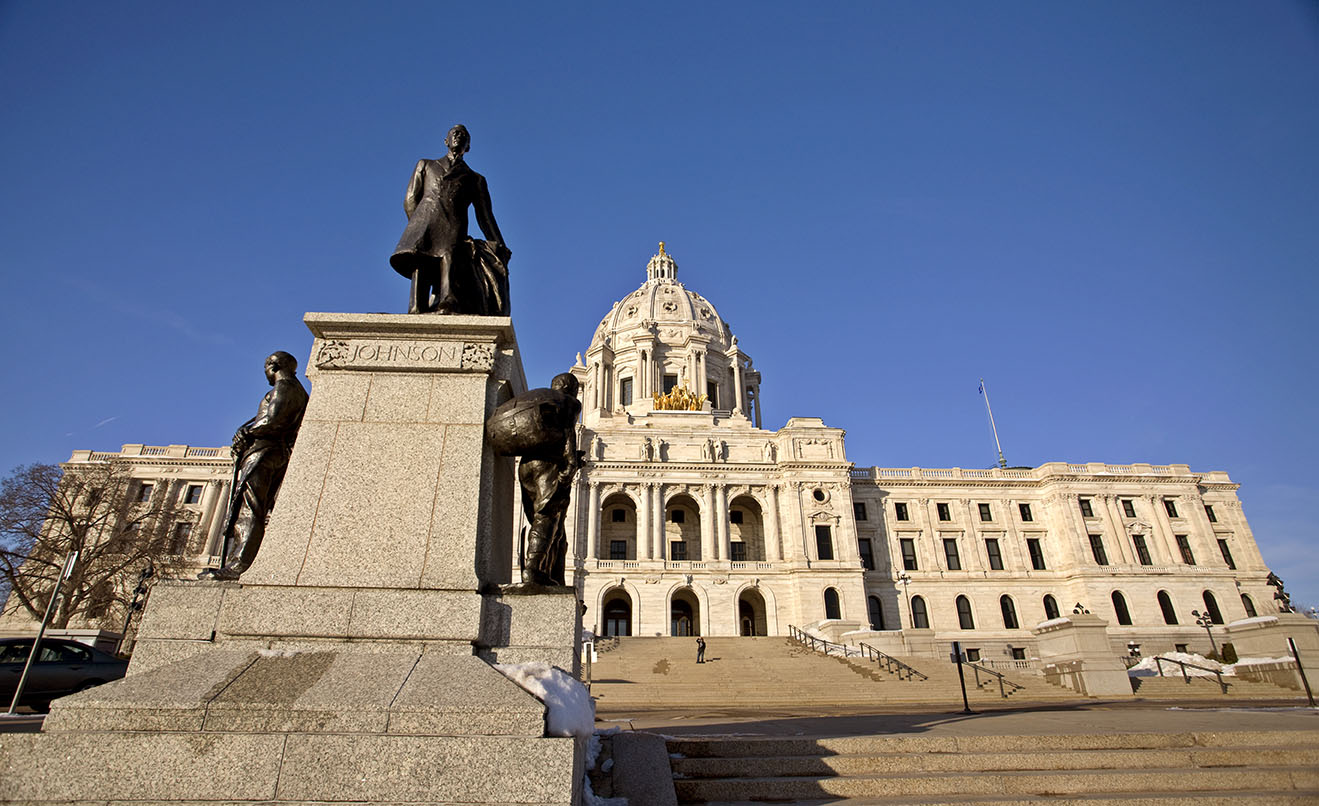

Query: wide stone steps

[1129,675,1298,699]
[592,637,1069,710]
[668,730,1319,804]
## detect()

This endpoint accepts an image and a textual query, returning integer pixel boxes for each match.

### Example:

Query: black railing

[1153,656,1229,694]
[965,661,1024,698]
[858,642,928,681]
[788,625,863,658]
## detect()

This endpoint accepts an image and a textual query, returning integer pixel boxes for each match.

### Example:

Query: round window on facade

[812,488,828,503]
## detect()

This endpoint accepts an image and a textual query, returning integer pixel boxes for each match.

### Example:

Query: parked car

[0,637,129,711]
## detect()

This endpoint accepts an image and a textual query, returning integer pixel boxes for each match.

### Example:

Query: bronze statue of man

[390,124,511,316]
[486,373,584,591]
[200,352,308,581]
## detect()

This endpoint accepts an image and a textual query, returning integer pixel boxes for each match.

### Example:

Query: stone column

[1100,495,1134,564]
[589,361,599,410]
[1185,494,1219,566]
[960,498,983,571]
[202,480,230,556]
[653,484,665,560]
[752,385,762,428]
[586,482,601,560]
[730,355,744,414]
[921,498,942,570]
[636,484,652,560]
[700,485,716,561]
[1148,495,1178,564]
[715,485,730,561]
[1058,494,1091,568]
[765,484,782,562]
[1000,498,1025,570]
[638,350,648,397]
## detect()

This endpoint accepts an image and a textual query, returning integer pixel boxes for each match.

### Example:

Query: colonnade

[582,480,783,563]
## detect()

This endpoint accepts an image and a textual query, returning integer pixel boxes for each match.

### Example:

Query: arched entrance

[729,496,765,562]
[599,493,638,560]
[665,493,702,561]
[601,588,632,637]
[671,588,700,636]
[737,588,768,635]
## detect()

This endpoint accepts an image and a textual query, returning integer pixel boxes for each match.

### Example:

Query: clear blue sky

[2,3,1316,606]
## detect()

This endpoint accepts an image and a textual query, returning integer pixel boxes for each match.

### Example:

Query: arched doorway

[738,588,768,635]
[729,496,765,562]
[600,493,638,561]
[671,588,700,636]
[601,588,632,637]
[665,493,702,561]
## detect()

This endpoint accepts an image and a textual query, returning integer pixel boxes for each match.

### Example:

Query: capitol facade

[3,245,1284,663]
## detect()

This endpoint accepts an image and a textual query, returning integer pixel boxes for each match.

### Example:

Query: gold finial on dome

[646,241,678,283]
[658,241,666,255]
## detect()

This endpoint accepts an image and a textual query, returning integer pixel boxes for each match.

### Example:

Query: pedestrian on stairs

[696,636,706,663]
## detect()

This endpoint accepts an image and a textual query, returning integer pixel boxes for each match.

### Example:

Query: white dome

[589,243,734,353]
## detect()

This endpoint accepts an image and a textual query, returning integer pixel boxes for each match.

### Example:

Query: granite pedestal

[0,314,587,806]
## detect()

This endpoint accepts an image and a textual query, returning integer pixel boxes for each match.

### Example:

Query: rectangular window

[707,381,719,409]
[729,510,743,525]
[670,541,687,561]
[942,538,961,570]
[184,484,203,505]
[814,525,834,560]
[611,508,626,523]
[1079,498,1094,518]
[136,483,154,503]
[1174,643,1188,654]
[670,509,684,524]
[619,378,633,407]
[1163,499,1179,518]
[1121,499,1136,518]
[1175,534,1196,565]
[1217,538,1236,570]
[977,503,992,522]
[853,502,867,521]
[662,374,678,394]
[936,502,951,521]
[900,538,918,571]
[894,502,909,521]
[729,542,745,562]
[1132,534,1153,565]
[965,648,981,662]
[609,540,627,560]
[1204,504,1218,523]
[1088,534,1109,565]
[170,522,193,554]
[985,538,1003,570]
[858,538,874,570]
[1027,538,1046,570]
[1018,503,1033,522]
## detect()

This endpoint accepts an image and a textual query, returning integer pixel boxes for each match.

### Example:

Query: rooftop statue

[390,124,511,316]
[486,374,584,593]
[200,352,308,580]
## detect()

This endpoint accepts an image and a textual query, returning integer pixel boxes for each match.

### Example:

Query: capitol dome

[574,244,762,428]
[589,242,734,354]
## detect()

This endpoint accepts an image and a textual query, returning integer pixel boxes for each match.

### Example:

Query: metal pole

[952,640,974,715]
[979,378,1007,469]
[1288,638,1316,708]
[7,550,78,715]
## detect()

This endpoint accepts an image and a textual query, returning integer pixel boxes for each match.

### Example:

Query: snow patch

[1035,617,1072,629]
[494,662,594,738]
[257,648,301,658]
[1228,615,1280,627]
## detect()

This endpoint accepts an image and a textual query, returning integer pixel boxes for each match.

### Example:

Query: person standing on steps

[696,636,706,663]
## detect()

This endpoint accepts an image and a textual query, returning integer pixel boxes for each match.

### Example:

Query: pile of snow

[1228,615,1279,627]
[1126,651,1294,678]
[494,662,594,738]
[1223,656,1294,674]
[1035,617,1072,629]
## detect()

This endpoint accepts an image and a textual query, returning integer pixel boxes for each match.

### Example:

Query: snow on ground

[1128,652,1295,678]
[493,662,594,738]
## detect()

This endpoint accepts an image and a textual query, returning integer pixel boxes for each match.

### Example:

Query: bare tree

[0,462,185,630]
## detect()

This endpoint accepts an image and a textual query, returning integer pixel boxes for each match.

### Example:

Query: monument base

[0,313,587,805]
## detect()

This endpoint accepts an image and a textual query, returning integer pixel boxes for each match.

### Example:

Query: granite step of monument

[672,765,1319,802]
[1129,675,1302,699]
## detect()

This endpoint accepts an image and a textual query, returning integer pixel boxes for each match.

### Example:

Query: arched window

[824,587,841,620]
[999,595,1019,629]
[1202,591,1224,624]
[956,595,975,629]
[1111,591,1133,625]
[867,596,885,630]
[910,595,930,629]
[1241,593,1257,618]
[1043,594,1060,621]
[1157,590,1178,625]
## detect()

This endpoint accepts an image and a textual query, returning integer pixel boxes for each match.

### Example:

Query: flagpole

[980,378,1007,469]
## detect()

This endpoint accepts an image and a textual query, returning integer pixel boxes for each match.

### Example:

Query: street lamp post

[897,571,912,628]
[1191,610,1219,657]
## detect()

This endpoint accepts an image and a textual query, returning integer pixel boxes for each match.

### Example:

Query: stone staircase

[1129,674,1299,699]
[590,637,1073,711]
[667,729,1319,804]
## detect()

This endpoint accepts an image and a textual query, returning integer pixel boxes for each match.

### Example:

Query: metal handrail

[964,661,1025,698]
[858,642,928,681]
[787,625,863,659]
[1152,656,1229,694]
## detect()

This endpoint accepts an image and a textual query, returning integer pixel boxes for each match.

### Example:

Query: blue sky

[2,2,1316,606]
